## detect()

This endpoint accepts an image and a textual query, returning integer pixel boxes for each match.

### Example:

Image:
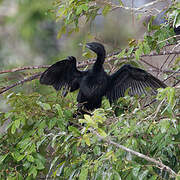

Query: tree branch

[96,0,168,15]
[90,129,177,178]
[0,49,180,75]
[157,35,180,45]
[0,45,179,95]
[0,72,42,95]
[0,65,49,74]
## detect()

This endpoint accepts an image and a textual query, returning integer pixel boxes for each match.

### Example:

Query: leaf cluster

[0,85,179,179]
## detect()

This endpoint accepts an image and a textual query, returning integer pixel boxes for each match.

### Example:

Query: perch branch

[0,49,180,74]
[0,45,179,95]
[90,129,177,178]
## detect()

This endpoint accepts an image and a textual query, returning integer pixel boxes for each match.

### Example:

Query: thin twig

[90,129,177,178]
[148,69,180,74]
[157,35,180,45]
[140,58,160,71]
[159,54,171,75]
[96,0,167,14]
[167,54,176,68]
[163,68,180,82]
[173,79,180,86]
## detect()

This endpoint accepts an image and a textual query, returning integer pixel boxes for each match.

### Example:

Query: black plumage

[174,26,180,35]
[40,42,167,111]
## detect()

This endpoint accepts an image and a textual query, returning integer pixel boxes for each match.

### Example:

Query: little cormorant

[40,42,167,111]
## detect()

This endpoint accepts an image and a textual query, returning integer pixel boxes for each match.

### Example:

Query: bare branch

[90,129,177,178]
[0,72,42,95]
[173,79,180,86]
[163,68,180,82]
[0,43,179,95]
[157,35,180,45]
[0,65,49,74]
[1,48,179,75]
[96,0,168,15]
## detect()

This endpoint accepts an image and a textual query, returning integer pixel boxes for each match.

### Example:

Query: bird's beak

[78,43,83,47]
[85,43,92,49]
[79,43,91,49]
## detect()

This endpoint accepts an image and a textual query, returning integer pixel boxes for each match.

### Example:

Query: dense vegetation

[0,0,180,179]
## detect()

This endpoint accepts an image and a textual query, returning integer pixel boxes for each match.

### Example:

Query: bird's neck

[93,55,105,71]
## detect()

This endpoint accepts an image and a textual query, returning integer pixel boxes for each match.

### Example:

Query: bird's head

[67,56,76,64]
[86,42,106,58]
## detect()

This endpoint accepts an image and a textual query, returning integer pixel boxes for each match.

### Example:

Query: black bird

[40,42,167,111]
[174,26,180,35]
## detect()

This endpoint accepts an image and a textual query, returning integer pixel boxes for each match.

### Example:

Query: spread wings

[40,56,86,94]
[106,64,167,103]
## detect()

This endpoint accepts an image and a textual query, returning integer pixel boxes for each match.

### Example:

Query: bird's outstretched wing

[106,64,167,103]
[40,56,86,94]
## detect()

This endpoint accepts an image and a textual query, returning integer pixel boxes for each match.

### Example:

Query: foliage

[53,0,180,72]
[0,0,180,179]
[54,0,180,37]
[0,85,179,179]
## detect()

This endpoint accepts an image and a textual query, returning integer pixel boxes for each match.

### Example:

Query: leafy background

[0,0,180,179]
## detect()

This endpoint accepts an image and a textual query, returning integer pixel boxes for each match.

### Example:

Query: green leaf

[27,155,34,162]
[48,117,57,129]
[81,4,88,11]
[0,154,8,163]
[143,41,151,54]
[54,104,64,117]
[83,134,91,146]
[11,152,25,162]
[76,4,88,15]
[139,170,149,180]
[135,42,143,60]
[26,143,36,154]
[35,159,45,170]
[42,103,51,110]
[160,119,170,133]
[97,128,107,137]
[93,146,101,156]
[79,167,88,180]
[18,138,31,151]
[132,166,141,177]
[17,173,24,180]
[102,5,111,16]
[57,26,66,39]
[49,156,60,176]
[118,0,124,6]
[4,112,12,119]
[68,126,81,136]
[175,174,180,180]
[7,177,16,180]
[11,123,16,134]
[127,46,134,56]
[116,49,126,59]
[14,119,20,129]
[23,162,31,170]
[28,166,37,179]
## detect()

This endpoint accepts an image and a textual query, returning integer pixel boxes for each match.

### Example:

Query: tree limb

[0,72,42,95]
[96,0,168,15]
[0,65,49,74]
[0,45,179,95]
[0,49,180,74]
[90,129,178,178]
